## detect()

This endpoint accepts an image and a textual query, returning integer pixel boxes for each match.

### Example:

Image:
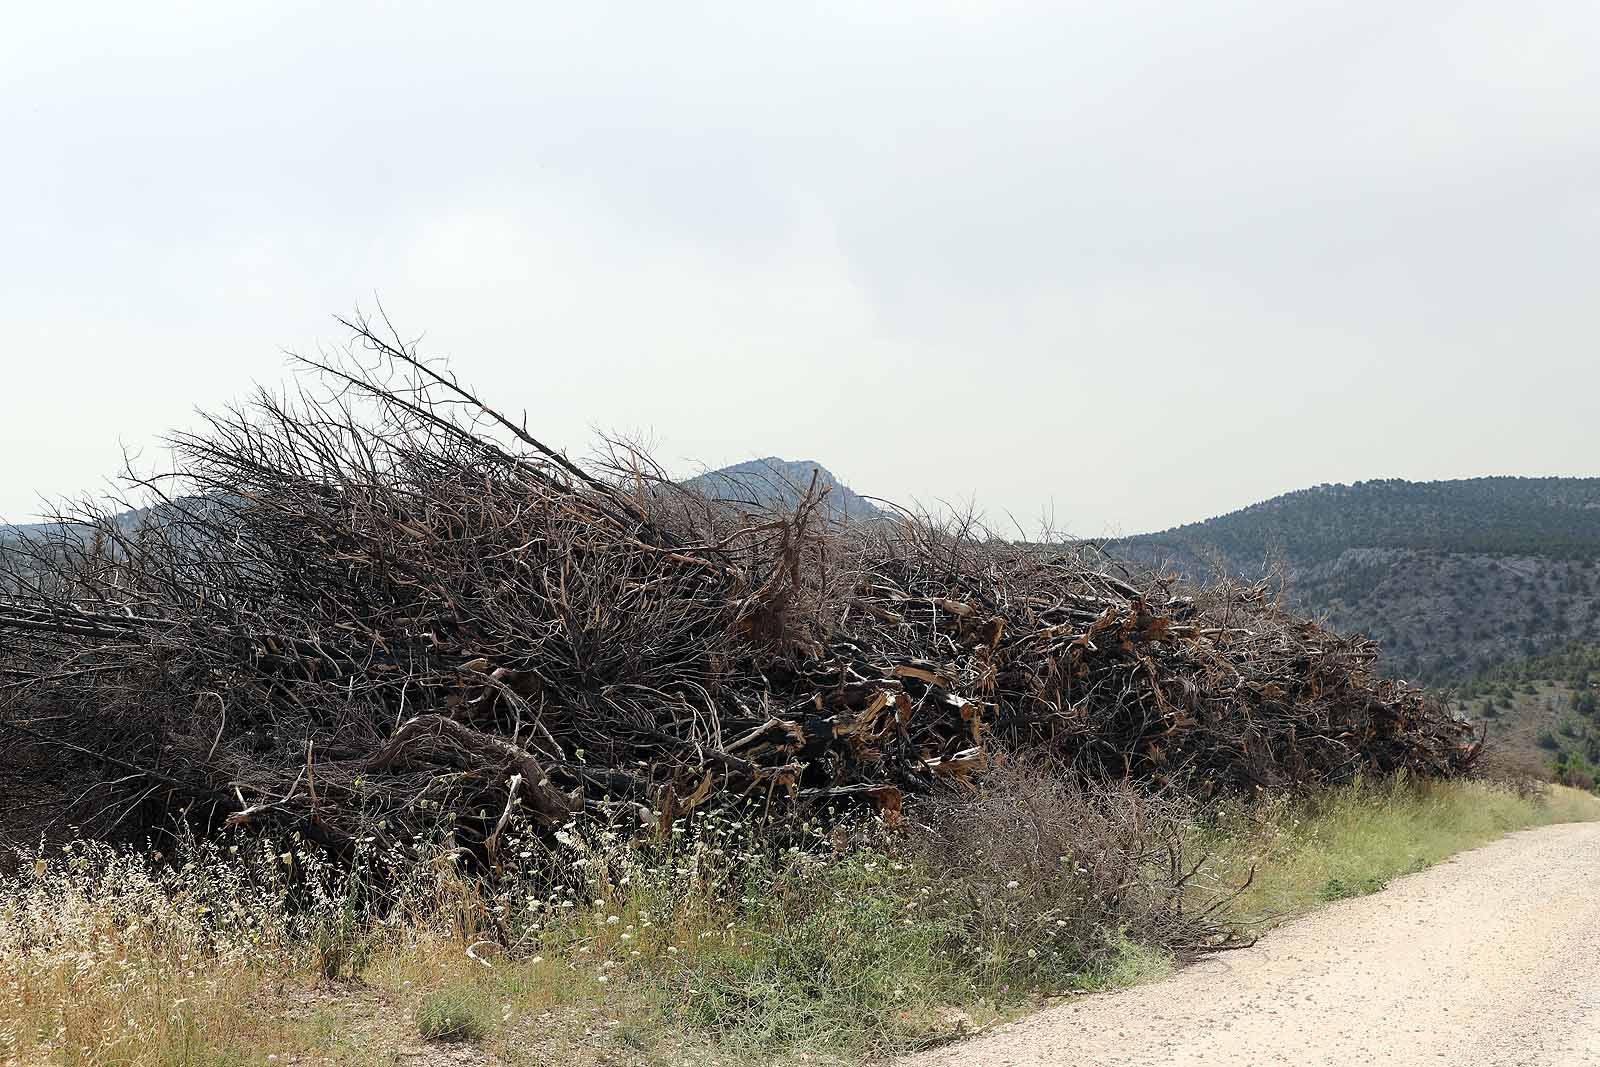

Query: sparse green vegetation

[1200,776,1600,928]
[1446,643,1600,784]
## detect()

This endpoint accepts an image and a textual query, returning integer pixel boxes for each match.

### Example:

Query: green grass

[1077,934,1175,990]
[658,854,974,1057]
[1201,777,1600,927]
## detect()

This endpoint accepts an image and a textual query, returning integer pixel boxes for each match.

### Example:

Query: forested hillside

[1117,478,1600,568]
[1449,642,1600,782]
[1110,478,1600,684]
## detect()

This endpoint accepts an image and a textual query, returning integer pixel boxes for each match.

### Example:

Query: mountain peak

[685,458,888,520]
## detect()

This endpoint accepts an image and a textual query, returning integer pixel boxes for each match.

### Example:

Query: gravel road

[903,822,1600,1066]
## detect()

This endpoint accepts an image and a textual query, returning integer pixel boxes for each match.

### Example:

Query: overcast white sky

[2,2,1596,534]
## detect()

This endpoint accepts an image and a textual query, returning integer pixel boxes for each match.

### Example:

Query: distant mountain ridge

[1108,477,1600,684]
[1115,477,1600,568]
[684,458,889,521]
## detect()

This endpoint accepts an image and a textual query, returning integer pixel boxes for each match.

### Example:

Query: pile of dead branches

[0,319,1479,856]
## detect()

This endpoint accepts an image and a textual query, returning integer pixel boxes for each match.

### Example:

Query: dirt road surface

[903,822,1600,1067]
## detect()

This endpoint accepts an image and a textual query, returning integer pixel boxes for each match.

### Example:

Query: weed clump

[416,984,495,1042]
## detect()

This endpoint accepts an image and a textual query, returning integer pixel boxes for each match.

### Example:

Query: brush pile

[0,320,1479,856]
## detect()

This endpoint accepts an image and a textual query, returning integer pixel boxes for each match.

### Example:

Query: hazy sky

[3,2,1596,535]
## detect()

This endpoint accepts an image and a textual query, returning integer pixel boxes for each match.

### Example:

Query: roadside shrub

[1559,767,1596,792]
[902,758,1223,985]
[1553,752,1598,792]
[1473,746,1555,798]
